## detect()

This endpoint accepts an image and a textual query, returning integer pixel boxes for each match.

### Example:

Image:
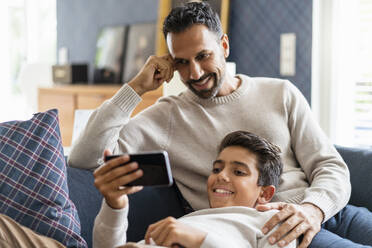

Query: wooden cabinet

[38,84,162,146]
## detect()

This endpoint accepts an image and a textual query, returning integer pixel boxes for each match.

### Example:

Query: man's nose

[189,61,203,80]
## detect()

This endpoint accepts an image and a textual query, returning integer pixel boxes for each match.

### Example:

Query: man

[69,2,372,247]
[93,131,296,248]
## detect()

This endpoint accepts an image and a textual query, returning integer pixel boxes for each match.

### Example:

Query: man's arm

[258,81,351,247]
[286,81,351,220]
[68,55,175,170]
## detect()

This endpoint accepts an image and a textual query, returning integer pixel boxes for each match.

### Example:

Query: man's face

[207,146,263,208]
[166,24,228,99]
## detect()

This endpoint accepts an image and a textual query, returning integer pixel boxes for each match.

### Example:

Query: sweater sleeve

[284,81,351,221]
[93,200,129,248]
[68,84,172,170]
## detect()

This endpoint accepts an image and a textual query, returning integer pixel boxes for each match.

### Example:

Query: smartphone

[105,150,173,187]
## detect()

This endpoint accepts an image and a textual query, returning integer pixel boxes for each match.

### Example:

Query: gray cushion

[336,145,372,212]
[67,167,102,248]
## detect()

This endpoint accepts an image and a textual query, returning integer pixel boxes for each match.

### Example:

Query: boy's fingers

[94,155,130,176]
[103,149,112,159]
[113,169,143,188]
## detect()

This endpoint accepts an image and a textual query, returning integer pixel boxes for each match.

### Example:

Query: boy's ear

[256,185,276,204]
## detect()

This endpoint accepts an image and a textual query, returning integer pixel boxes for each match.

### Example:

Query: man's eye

[175,60,188,65]
[196,53,209,60]
[212,168,221,174]
[234,170,246,176]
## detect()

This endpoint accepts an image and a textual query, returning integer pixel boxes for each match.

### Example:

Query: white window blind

[315,0,372,148]
[352,0,372,148]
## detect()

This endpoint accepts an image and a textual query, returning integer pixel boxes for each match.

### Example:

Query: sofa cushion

[0,109,87,248]
[336,145,372,212]
[67,166,102,248]
[66,163,187,245]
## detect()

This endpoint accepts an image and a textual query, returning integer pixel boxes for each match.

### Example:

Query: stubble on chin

[189,73,223,99]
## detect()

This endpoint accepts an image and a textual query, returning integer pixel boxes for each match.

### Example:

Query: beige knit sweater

[93,201,296,248]
[68,74,351,221]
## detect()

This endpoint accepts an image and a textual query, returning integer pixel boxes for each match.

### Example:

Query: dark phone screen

[106,153,172,187]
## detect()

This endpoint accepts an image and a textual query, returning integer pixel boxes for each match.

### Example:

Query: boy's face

[207,146,265,208]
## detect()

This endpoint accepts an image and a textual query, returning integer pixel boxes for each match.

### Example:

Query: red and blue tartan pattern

[0,109,87,248]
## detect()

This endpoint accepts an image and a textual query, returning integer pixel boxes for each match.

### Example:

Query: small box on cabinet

[52,64,88,84]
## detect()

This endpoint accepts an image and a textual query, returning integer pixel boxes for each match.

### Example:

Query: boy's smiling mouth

[213,188,234,195]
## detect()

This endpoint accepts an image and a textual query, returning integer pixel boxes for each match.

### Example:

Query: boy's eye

[234,170,247,176]
[212,167,221,174]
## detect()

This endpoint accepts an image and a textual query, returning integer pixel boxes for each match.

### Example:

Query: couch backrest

[67,167,102,248]
[336,145,372,212]
[67,166,186,247]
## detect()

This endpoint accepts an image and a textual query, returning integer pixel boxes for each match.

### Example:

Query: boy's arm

[93,150,144,248]
[144,217,207,248]
[93,200,129,248]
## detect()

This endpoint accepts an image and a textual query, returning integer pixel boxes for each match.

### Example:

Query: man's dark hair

[163,1,223,40]
[218,131,283,188]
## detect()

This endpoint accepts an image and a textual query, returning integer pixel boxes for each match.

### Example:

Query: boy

[93,131,295,247]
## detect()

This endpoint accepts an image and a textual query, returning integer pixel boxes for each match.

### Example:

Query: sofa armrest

[336,145,372,212]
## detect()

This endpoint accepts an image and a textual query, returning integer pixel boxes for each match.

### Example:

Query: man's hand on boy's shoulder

[256,202,323,248]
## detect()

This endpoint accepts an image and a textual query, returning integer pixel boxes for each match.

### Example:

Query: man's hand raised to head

[128,55,175,96]
[256,202,324,248]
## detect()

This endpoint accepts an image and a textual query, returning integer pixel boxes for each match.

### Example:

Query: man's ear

[256,185,276,205]
[220,34,229,58]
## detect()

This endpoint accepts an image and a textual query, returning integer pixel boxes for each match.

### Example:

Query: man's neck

[217,73,241,97]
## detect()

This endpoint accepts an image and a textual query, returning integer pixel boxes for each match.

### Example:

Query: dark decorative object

[52,64,88,84]
[93,26,127,84]
[122,22,157,83]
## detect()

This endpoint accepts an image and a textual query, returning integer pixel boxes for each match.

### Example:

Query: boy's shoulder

[183,206,279,220]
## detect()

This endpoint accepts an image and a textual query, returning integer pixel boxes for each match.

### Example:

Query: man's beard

[186,72,223,99]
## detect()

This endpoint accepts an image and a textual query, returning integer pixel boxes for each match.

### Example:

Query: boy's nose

[217,171,230,182]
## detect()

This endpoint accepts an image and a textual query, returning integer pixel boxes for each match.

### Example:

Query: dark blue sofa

[66,146,372,248]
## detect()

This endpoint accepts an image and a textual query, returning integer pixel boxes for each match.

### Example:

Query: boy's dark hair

[218,131,283,188]
[163,1,223,40]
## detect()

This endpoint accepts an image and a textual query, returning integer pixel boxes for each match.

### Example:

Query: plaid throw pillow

[0,109,87,248]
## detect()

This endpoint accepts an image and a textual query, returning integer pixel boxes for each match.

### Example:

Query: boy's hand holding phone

[93,149,144,209]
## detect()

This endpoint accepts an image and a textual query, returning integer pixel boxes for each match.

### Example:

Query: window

[0,0,56,122]
[313,0,372,148]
